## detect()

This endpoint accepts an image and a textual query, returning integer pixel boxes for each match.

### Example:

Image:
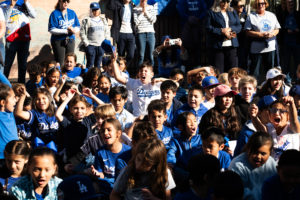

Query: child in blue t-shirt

[201,127,231,171]
[25,63,44,97]
[95,74,111,104]
[91,119,131,188]
[61,53,87,78]
[0,140,31,192]
[14,86,59,147]
[148,99,173,146]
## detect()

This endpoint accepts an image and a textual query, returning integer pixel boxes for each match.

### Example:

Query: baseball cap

[266,68,286,80]
[289,85,300,96]
[257,95,277,110]
[202,76,220,88]
[101,39,116,54]
[214,84,237,97]
[90,2,100,10]
[57,175,102,200]
[161,35,171,43]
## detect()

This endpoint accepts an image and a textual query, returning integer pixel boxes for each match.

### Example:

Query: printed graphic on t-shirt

[259,19,272,32]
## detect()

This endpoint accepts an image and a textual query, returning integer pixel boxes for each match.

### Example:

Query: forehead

[151,109,164,115]
[139,66,152,72]
[113,94,123,99]
[271,102,286,109]
[241,82,255,88]
[162,89,174,93]
[73,101,87,107]
[66,56,75,61]
[189,89,202,95]
[187,114,196,120]
[50,71,60,76]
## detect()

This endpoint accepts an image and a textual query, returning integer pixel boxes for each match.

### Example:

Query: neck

[11,174,21,178]
[109,141,123,153]
[35,185,46,195]
[156,125,163,132]
[221,108,228,114]
[275,126,285,136]
[166,101,172,110]
[116,108,123,114]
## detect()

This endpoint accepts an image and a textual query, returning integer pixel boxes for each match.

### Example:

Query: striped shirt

[133,3,157,33]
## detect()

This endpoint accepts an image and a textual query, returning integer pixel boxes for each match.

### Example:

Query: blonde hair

[211,0,234,12]
[238,75,257,89]
[218,73,230,86]
[252,0,269,9]
[94,104,116,119]
[228,67,247,79]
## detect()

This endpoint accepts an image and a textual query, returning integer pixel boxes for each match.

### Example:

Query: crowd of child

[0,0,300,200]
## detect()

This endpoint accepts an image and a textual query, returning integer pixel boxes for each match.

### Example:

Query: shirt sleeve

[94,151,104,173]
[244,15,252,31]
[24,1,36,18]
[166,168,176,190]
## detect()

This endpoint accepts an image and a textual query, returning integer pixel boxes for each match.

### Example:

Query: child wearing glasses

[250,96,300,161]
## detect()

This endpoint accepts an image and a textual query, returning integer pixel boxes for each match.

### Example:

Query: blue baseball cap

[57,175,102,200]
[90,2,100,10]
[202,76,220,88]
[289,85,300,96]
[257,95,277,110]
[101,39,116,54]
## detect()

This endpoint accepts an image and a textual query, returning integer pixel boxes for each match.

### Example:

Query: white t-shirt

[244,11,281,54]
[221,11,232,47]
[126,78,161,117]
[0,8,5,46]
[267,123,300,161]
[120,4,133,33]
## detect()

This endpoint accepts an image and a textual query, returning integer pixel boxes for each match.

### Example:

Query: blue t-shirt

[48,8,80,41]
[65,67,86,78]
[166,103,174,126]
[0,177,21,191]
[156,125,173,146]
[94,143,131,179]
[0,71,12,87]
[16,117,32,140]
[96,92,110,104]
[218,150,231,171]
[34,192,44,200]
[25,78,44,96]
[0,112,18,159]
[28,109,59,145]
[115,149,132,179]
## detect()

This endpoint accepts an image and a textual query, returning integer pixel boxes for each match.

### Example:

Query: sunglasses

[238,5,245,8]
[269,108,288,114]
[257,2,266,6]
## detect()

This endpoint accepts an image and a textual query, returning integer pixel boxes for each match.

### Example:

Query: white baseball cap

[266,68,286,80]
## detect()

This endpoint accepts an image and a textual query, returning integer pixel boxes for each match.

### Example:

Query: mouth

[274,117,281,124]
[37,179,46,185]
[141,76,146,81]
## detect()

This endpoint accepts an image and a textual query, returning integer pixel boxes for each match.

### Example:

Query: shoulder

[122,143,131,151]
[49,176,63,187]
[229,153,250,171]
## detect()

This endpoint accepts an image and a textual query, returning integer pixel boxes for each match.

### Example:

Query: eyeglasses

[269,108,288,114]
[238,5,245,8]
[257,2,266,6]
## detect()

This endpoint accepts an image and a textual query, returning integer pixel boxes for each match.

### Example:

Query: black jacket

[108,0,136,41]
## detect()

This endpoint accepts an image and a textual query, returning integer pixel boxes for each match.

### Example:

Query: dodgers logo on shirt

[137,88,160,98]
[259,19,271,32]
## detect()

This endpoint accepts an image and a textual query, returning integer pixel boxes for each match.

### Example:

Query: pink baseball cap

[214,84,237,97]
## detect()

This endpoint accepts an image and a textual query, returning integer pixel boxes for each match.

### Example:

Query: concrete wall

[4,0,97,79]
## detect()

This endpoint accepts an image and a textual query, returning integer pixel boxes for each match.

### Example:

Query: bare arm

[283,96,300,133]
[55,90,75,122]
[110,190,122,200]
[82,88,104,106]
[14,86,30,121]
[112,55,127,85]
[249,104,267,132]
[53,75,67,103]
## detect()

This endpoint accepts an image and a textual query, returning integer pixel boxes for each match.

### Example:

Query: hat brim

[268,74,286,80]
[203,83,220,89]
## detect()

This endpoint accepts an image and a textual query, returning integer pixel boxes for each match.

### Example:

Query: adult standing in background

[244,0,280,83]
[80,2,110,69]
[0,3,6,73]
[49,0,80,67]
[1,0,36,83]
[206,0,241,73]
[133,0,157,66]
[109,0,136,69]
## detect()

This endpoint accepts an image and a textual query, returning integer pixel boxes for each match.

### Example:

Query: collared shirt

[10,175,62,200]
[116,108,135,131]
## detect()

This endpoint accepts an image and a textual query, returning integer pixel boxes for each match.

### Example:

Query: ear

[0,99,5,107]
[219,143,225,150]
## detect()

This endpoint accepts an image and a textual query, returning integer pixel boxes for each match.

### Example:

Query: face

[29,155,57,190]
[35,93,50,112]
[229,76,241,90]
[240,83,256,103]
[48,71,60,87]
[235,1,245,14]
[195,71,206,85]
[269,103,289,129]
[202,140,224,158]
[248,143,271,168]
[5,154,27,177]
[294,95,300,109]
[70,101,87,121]
[99,77,111,95]
[220,0,229,10]
[91,76,99,88]
[100,122,120,145]
[138,67,153,84]
[149,110,167,129]
[185,114,198,136]
[270,76,283,91]
[91,9,100,17]
[278,165,300,190]
[3,89,16,112]
[135,153,152,173]
[257,0,266,13]
[204,85,217,99]
[171,73,184,84]
[59,0,69,10]
[29,72,42,83]
[64,56,76,71]
[119,60,126,72]
[219,93,233,112]
[41,68,47,79]
[161,89,176,104]
[111,94,126,112]
[188,90,203,109]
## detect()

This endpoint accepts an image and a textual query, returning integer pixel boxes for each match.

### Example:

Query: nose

[40,170,46,178]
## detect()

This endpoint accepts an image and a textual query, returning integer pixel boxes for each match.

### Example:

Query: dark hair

[65,52,77,62]
[100,118,122,134]
[33,88,56,116]
[170,68,184,77]
[55,0,70,10]
[132,121,158,143]
[278,149,300,167]
[188,154,220,186]
[245,132,273,154]
[68,95,90,110]
[24,96,32,107]
[212,171,244,200]
[82,67,101,88]
[139,61,153,72]
[45,67,60,88]
[231,0,241,7]
[98,74,112,85]
[188,84,204,96]
[0,83,11,101]
[202,127,225,145]
[199,96,241,140]
[109,86,128,100]
[257,78,284,99]
[147,99,166,115]
[160,80,178,93]
[269,99,288,110]
[176,112,195,137]
[27,63,42,75]
[4,140,31,158]
[118,56,127,71]
[28,147,57,167]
